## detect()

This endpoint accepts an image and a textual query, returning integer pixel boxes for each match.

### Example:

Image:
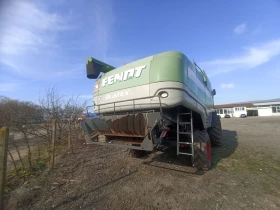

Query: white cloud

[0,83,18,92]
[0,0,115,81]
[0,0,80,81]
[52,64,84,78]
[0,1,70,57]
[0,59,19,72]
[91,1,115,61]
[234,23,246,34]
[201,39,280,76]
[220,84,235,89]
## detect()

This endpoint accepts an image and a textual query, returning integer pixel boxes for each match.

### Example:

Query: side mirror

[86,58,103,79]
[212,89,216,96]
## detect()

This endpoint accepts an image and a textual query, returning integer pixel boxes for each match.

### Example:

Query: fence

[0,127,8,210]
[0,119,84,208]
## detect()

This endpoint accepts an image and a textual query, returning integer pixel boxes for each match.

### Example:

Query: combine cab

[81,51,222,170]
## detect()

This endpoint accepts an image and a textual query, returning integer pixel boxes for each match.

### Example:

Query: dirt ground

[5,116,280,210]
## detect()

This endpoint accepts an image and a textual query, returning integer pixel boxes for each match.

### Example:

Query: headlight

[158,91,168,98]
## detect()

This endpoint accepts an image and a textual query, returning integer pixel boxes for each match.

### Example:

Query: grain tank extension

[81,51,222,170]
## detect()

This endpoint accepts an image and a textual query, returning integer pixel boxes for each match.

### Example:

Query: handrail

[97,102,165,113]
[94,86,209,116]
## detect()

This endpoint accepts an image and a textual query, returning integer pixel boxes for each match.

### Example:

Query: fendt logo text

[102,65,147,87]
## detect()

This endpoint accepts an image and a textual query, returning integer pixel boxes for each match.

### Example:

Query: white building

[215,99,280,117]
[216,106,247,118]
[252,100,280,116]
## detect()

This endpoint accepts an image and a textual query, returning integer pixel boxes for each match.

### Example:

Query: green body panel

[96,56,153,95]
[94,51,214,110]
[149,51,185,84]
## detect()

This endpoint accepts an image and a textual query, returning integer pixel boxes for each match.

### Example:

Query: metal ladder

[176,111,194,157]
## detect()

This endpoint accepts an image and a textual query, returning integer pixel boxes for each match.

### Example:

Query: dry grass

[5,124,83,194]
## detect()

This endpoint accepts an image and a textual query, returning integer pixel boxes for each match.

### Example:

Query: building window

[242,107,245,110]
[272,106,280,113]
[235,108,237,111]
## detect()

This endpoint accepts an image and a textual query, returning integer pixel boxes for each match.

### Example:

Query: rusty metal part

[110,140,142,145]
[104,133,144,138]
[85,113,148,137]
[81,112,162,151]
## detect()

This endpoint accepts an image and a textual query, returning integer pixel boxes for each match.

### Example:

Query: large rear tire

[207,115,222,147]
[192,130,211,170]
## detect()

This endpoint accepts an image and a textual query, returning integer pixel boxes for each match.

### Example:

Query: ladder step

[177,111,193,157]
[179,142,192,145]
[178,132,191,134]
[179,122,191,125]
[178,152,193,155]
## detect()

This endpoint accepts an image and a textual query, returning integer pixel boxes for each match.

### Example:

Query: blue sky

[0,0,280,105]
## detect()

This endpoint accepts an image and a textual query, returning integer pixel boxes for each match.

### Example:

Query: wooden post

[68,120,72,152]
[49,120,56,169]
[0,127,9,210]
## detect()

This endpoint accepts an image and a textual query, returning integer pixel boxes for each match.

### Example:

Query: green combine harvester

[81,51,222,170]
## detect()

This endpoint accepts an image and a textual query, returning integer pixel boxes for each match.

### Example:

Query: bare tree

[35,87,87,144]
[0,96,43,128]
[0,97,45,169]
[0,88,88,171]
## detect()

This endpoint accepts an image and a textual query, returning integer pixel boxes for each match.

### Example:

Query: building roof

[246,98,280,103]
[214,98,280,109]
[214,103,254,109]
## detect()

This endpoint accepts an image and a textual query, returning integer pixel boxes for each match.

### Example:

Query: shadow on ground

[211,129,238,168]
[142,129,238,174]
